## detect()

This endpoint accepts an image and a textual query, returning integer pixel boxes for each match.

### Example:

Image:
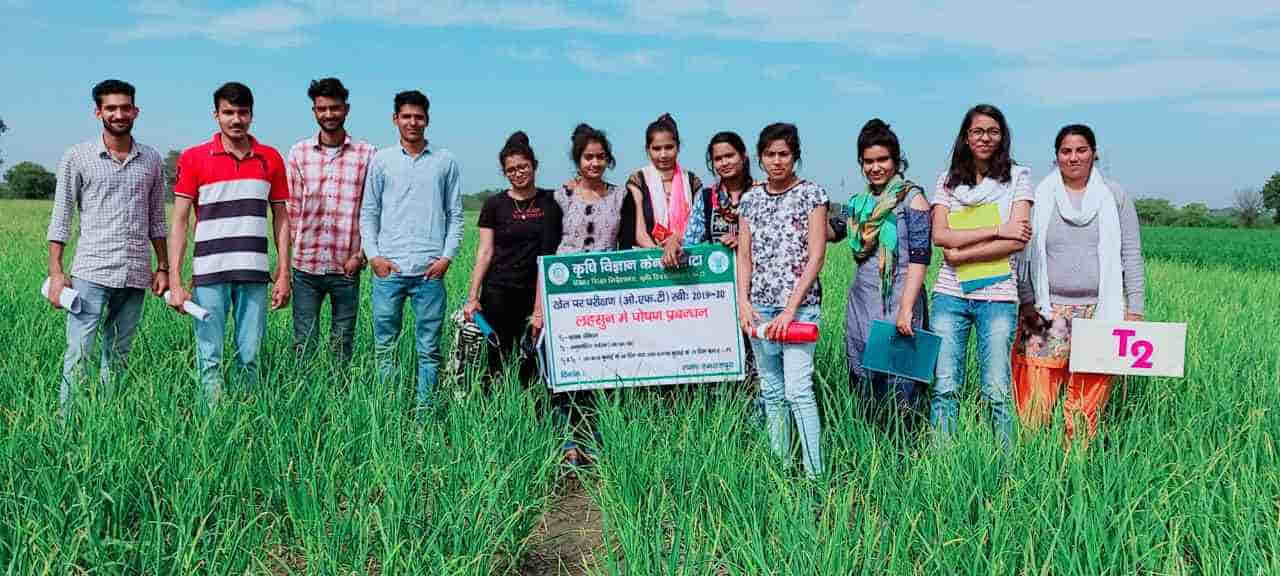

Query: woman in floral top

[737,122,829,478]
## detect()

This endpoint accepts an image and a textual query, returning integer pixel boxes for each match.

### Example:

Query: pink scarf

[668,161,690,240]
[642,162,692,242]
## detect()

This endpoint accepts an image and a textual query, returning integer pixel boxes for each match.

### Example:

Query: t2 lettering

[1113,328,1155,369]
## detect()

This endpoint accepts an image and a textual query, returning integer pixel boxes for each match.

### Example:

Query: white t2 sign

[1069,319,1187,378]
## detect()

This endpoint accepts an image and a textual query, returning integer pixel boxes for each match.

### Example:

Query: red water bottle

[752,321,819,343]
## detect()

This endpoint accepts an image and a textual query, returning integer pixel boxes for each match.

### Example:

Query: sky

[2,1,1279,207]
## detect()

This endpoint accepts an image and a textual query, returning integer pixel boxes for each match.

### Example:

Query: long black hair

[705,131,752,184]
[945,104,1013,189]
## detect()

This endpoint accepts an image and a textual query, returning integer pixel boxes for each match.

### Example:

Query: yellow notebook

[947,203,1011,292]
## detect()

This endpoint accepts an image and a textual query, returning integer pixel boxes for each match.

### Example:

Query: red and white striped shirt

[286,134,375,275]
[174,133,289,286]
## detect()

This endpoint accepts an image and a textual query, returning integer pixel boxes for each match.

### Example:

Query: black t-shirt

[477,188,563,288]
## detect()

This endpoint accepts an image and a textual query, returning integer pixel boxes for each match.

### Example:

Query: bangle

[156,267,169,272]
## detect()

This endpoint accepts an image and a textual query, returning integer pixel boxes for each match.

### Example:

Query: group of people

[47,77,1145,475]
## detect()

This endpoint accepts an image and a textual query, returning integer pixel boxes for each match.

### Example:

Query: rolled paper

[40,277,81,314]
[163,290,211,321]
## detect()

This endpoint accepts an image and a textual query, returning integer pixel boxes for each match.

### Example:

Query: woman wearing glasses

[462,131,562,380]
[928,104,1033,454]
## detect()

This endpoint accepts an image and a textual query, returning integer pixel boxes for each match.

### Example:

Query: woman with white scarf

[1015,124,1145,441]
[621,113,704,259]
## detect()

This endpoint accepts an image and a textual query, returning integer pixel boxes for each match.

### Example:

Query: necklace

[510,191,536,221]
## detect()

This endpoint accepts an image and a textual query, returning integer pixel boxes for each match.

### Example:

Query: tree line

[1134,176,1280,228]
[2,132,1278,229]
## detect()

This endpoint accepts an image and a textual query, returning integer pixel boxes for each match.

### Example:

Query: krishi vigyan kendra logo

[547,262,570,286]
[708,250,729,274]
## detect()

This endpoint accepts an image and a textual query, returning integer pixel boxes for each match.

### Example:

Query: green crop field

[1,197,1277,575]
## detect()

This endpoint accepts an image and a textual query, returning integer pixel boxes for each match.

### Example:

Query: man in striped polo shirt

[167,82,291,408]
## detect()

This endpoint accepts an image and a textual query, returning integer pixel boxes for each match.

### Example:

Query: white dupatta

[1027,167,1124,321]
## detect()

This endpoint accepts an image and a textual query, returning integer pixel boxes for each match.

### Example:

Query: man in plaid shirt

[46,79,168,417]
[286,78,375,366]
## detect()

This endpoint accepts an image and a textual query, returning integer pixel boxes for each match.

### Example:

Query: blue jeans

[193,282,268,408]
[291,269,359,366]
[371,274,446,406]
[749,305,823,478]
[60,278,145,416]
[929,292,1016,453]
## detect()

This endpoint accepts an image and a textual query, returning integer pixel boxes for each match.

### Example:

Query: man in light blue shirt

[361,90,463,407]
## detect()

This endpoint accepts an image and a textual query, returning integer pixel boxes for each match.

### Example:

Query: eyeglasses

[503,163,533,176]
[967,127,1002,140]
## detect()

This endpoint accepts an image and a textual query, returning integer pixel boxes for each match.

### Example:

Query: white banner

[540,246,745,392]
[1069,319,1187,377]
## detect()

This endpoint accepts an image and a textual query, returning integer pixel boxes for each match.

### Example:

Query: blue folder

[860,320,942,383]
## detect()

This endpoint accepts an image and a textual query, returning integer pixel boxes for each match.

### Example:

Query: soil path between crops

[521,474,604,575]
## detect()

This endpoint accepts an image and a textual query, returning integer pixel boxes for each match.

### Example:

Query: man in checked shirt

[286,78,375,367]
[46,79,168,417]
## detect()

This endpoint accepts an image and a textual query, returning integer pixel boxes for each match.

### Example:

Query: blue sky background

[2,1,1278,206]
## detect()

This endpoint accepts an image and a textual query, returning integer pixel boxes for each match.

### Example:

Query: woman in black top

[463,131,562,380]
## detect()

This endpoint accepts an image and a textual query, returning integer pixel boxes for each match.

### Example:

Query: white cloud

[500,45,552,62]
[112,1,312,48]
[825,74,882,96]
[761,64,801,81]
[110,0,1280,107]
[1183,98,1280,116]
[115,1,1280,54]
[565,43,661,74]
[995,58,1280,105]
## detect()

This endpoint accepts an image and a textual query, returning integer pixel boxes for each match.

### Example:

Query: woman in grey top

[1014,124,1145,441]
[843,119,932,437]
[534,123,640,467]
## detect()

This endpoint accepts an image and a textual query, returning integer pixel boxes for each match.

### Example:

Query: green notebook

[861,320,942,383]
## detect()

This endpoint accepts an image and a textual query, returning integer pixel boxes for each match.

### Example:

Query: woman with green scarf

[845,119,933,434]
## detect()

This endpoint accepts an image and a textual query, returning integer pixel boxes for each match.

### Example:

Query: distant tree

[0,115,7,169]
[164,149,181,199]
[1233,187,1265,228]
[462,189,501,211]
[0,161,57,199]
[1134,198,1178,226]
[1174,202,1212,228]
[1263,171,1280,224]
